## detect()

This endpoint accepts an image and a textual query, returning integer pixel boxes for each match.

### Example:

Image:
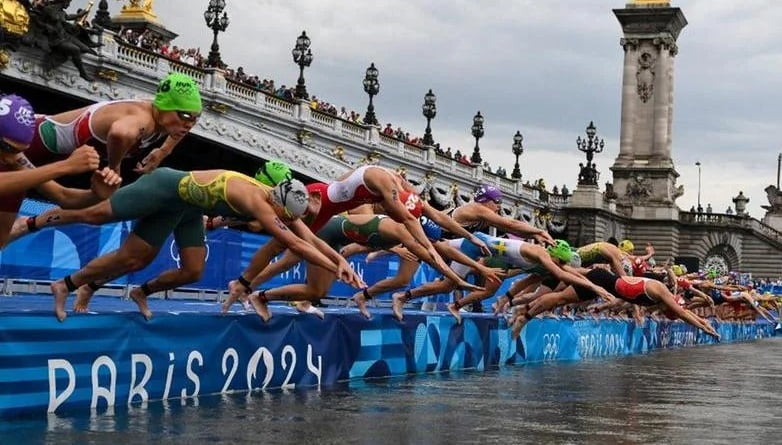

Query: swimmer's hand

[134,148,166,174]
[533,231,555,247]
[477,266,506,285]
[337,260,366,289]
[469,236,492,257]
[90,167,122,200]
[66,145,100,174]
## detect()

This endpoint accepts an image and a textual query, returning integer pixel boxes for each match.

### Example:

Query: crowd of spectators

[117,28,206,67]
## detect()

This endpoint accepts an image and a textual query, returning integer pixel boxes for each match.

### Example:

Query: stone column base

[630,205,679,220]
[762,213,782,232]
[568,186,604,208]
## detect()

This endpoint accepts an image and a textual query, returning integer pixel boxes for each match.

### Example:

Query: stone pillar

[616,38,639,165]
[610,3,687,219]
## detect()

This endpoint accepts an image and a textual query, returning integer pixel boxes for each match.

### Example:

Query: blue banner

[0,295,775,417]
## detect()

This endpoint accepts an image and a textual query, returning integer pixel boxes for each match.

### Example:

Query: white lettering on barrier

[348,261,365,283]
[163,352,175,399]
[44,343,324,413]
[181,351,203,399]
[128,354,152,404]
[221,348,239,393]
[577,333,624,359]
[281,345,296,389]
[292,262,302,281]
[247,347,274,390]
[307,344,322,387]
[91,355,116,409]
[47,359,76,413]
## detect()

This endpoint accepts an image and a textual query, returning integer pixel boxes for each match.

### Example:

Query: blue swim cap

[419,216,442,241]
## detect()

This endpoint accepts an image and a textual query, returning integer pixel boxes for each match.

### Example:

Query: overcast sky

[72,0,782,217]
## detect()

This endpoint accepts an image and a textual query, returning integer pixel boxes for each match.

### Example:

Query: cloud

[68,0,782,216]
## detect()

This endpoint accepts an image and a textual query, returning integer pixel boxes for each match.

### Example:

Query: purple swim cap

[474,185,502,203]
[0,94,36,146]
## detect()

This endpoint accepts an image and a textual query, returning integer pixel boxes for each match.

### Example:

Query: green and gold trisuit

[576,242,609,267]
[317,215,398,251]
[109,167,268,247]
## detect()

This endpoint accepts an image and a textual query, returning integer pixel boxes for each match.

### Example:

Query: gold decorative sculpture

[0,0,30,36]
[118,0,158,21]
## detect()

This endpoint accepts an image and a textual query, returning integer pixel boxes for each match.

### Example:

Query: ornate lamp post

[362,62,379,125]
[470,111,484,164]
[576,121,605,186]
[94,0,113,29]
[511,130,524,180]
[695,161,702,211]
[292,31,313,100]
[421,89,437,146]
[204,0,230,68]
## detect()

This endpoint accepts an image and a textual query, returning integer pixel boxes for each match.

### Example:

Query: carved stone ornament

[620,38,640,52]
[196,118,347,180]
[206,102,231,115]
[653,36,678,56]
[636,52,656,103]
[626,174,653,202]
[672,181,684,200]
[96,68,119,82]
[763,185,782,214]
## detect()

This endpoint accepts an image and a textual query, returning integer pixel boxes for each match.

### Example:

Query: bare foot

[353,292,371,319]
[492,296,509,316]
[223,280,250,313]
[295,301,325,319]
[511,317,527,340]
[129,287,153,320]
[9,216,30,243]
[50,280,70,322]
[447,303,462,325]
[392,294,406,321]
[74,285,95,313]
[249,291,271,322]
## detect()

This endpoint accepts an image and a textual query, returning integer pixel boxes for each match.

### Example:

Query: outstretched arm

[392,226,481,291]
[262,216,336,273]
[38,168,122,209]
[649,281,720,338]
[134,135,184,174]
[530,248,616,303]
[289,219,365,289]
[476,207,555,245]
[433,240,504,285]
[422,203,491,255]
[0,153,85,196]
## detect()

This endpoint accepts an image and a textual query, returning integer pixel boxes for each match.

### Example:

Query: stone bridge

[0,33,567,232]
[566,208,782,277]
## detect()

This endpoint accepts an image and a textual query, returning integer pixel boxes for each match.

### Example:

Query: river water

[3,338,780,444]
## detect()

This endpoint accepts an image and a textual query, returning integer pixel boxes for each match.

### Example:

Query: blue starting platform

[0,293,776,417]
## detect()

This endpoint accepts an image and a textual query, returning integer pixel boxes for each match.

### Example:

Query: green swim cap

[547,239,573,263]
[153,72,202,113]
[255,160,293,186]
